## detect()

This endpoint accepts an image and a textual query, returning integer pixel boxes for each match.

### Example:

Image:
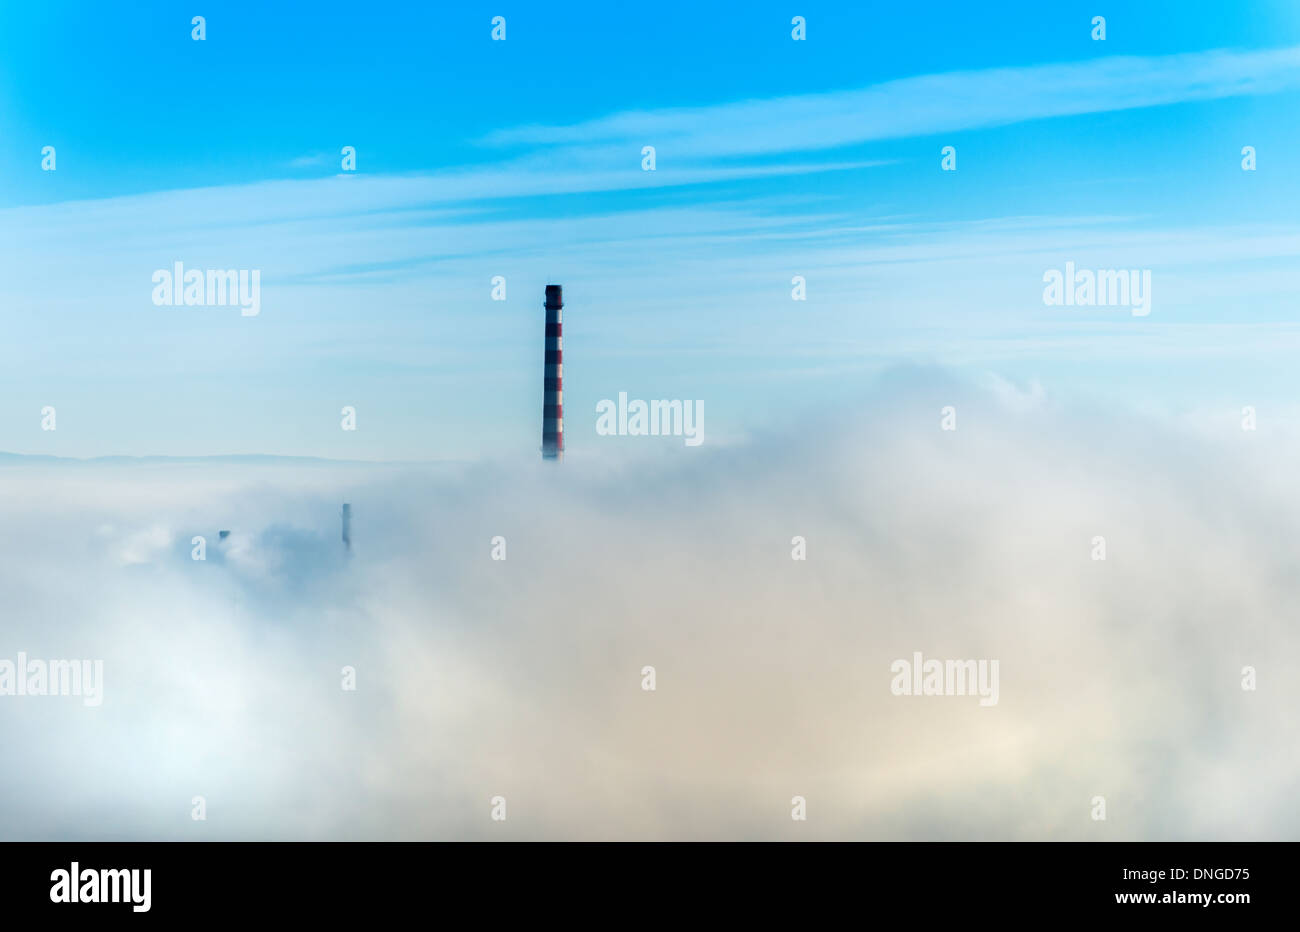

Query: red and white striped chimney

[542,285,563,460]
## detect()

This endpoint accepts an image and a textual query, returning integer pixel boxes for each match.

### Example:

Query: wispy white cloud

[482,45,1300,157]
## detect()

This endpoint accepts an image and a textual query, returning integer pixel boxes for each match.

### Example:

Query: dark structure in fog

[542,285,564,461]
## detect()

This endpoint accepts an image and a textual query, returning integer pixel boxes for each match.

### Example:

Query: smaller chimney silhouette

[341,503,352,551]
[542,285,563,460]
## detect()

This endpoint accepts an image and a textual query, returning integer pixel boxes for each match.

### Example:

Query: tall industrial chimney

[542,284,563,460]
[341,503,352,551]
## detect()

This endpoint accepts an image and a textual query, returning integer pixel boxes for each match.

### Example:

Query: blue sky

[3,1,1300,459]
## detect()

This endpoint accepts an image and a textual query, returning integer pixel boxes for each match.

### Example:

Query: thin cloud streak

[483,45,1300,157]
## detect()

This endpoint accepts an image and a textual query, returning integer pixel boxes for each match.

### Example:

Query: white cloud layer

[2,376,1296,840]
